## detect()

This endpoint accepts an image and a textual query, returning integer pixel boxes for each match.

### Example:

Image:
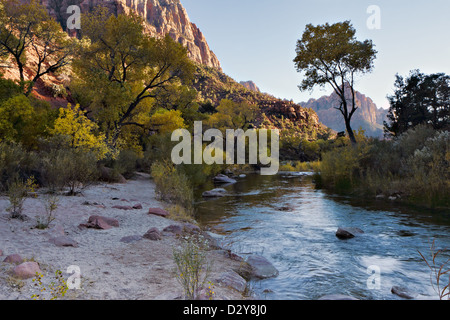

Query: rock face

[240,81,260,93]
[42,0,221,70]
[301,90,388,138]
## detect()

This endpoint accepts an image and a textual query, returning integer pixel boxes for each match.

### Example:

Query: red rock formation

[240,81,260,93]
[42,0,221,70]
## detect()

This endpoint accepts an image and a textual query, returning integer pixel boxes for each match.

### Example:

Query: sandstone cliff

[42,0,221,70]
[239,81,260,93]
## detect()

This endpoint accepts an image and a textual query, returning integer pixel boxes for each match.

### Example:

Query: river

[194,172,450,300]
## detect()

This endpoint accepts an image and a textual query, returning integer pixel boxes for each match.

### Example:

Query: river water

[194,172,450,300]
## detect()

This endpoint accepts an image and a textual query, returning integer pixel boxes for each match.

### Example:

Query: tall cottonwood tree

[0,0,75,95]
[294,21,377,144]
[71,7,195,148]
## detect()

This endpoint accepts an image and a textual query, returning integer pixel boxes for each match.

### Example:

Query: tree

[207,99,257,130]
[71,7,195,149]
[0,0,75,95]
[294,21,377,144]
[52,104,109,160]
[385,70,450,137]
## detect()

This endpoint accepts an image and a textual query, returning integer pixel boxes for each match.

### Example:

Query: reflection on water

[194,173,450,300]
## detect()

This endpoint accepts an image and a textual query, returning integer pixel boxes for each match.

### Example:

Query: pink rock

[3,254,23,264]
[0,249,3,256]
[13,262,41,279]
[132,204,143,210]
[143,228,162,241]
[148,208,169,217]
[80,215,119,230]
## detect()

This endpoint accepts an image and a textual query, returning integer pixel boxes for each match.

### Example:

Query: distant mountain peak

[239,81,260,93]
[301,90,388,137]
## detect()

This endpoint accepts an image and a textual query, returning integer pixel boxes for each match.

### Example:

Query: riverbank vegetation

[0,1,447,214]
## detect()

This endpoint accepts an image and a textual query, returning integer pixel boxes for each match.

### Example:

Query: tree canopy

[385,70,450,137]
[0,0,75,95]
[294,21,377,144]
[70,7,195,150]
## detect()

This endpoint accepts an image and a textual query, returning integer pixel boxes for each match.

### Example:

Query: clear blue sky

[181,0,450,109]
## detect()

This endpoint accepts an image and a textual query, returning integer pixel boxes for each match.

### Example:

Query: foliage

[36,194,59,229]
[294,21,377,144]
[0,94,55,147]
[150,160,193,211]
[148,109,186,134]
[6,176,35,219]
[71,8,195,149]
[0,0,75,95]
[173,235,212,300]
[207,99,257,130]
[318,125,449,208]
[385,70,450,137]
[418,240,450,300]
[31,270,68,300]
[52,104,109,160]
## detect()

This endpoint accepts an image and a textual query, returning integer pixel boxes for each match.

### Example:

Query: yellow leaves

[52,104,109,160]
[149,109,186,134]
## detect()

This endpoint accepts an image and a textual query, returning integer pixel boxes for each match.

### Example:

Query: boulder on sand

[49,236,79,248]
[336,227,364,240]
[79,215,119,230]
[148,208,170,218]
[143,228,162,241]
[3,254,23,264]
[13,262,41,279]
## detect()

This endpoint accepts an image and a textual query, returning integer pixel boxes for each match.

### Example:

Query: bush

[0,141,40,191]
[151,160,193,211]
[40,147,99,195]
[172,235,212,300]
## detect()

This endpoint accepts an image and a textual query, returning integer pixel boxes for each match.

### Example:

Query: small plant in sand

[6,176,36,219]
[172,235,212,300]
[31,270,68,300]
[418,240,450,300]
[36,195,59,229]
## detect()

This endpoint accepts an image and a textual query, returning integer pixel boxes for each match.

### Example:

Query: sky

[181,0,450,109]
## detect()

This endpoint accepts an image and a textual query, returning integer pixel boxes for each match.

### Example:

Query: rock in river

[245,255,279,279]
[391,286,419,299]
[336,227,364,240]
[213,174,237,184]
[202,188,227,198]
[318,294,359,300]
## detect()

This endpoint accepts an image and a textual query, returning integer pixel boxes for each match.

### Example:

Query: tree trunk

[345,117,357,144]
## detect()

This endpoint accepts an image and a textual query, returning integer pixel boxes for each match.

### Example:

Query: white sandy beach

[0,173,247,300]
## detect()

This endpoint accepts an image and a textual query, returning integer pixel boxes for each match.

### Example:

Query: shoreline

[0,172,250,300]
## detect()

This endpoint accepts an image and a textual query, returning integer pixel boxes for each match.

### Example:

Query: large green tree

[0,0,75,95]
[294,21,377,144]
[385,70,450,137]
[71,7,195,149]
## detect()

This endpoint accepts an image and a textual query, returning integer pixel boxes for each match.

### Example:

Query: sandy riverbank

[0,172,248,300]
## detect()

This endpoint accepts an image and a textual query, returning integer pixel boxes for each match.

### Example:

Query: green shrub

[151,160,193,211]
[172,235,212,300]
[40,148,99,195]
